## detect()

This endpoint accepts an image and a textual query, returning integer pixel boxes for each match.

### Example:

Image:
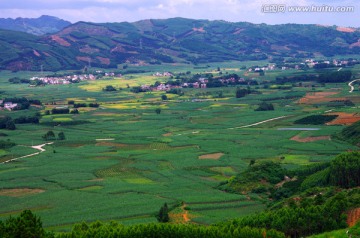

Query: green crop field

[0,62,359,231]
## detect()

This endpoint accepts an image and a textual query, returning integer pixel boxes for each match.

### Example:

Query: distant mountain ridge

[0,15,71,35]
[1,17,360,71]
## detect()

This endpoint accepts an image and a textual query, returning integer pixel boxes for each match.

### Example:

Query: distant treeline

[294,115,338,125]
[276,70,353,84]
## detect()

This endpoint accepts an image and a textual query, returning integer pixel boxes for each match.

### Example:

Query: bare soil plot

[347,208,360,227]
[326,112,360,125]
[199,153,224,160]
[0,188,45,197]
[291,135,331,143]
[163,132,173,137]
[298,92,344,104]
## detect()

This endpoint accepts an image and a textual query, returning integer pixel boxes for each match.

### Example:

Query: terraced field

[0,64,359,230]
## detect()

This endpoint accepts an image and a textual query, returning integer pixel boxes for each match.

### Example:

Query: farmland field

[0,62,359,231]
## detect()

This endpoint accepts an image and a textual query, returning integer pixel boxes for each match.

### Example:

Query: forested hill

[1,17,360,71]
[0,15,71,35]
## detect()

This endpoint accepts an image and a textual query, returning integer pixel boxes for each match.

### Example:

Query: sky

[0,0,359,27]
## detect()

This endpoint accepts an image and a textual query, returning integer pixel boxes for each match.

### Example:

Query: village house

[4,102,18,111]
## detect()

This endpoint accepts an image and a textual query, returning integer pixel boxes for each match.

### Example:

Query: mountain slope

[0,15,71,35]
[1,18,360,71]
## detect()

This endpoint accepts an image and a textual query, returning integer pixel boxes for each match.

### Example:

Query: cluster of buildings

[0,100,18,111]
[30,74,97,85]
[152,72,173,77]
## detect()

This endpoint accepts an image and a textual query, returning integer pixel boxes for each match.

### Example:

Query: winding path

[228,116,289,129]
[348,79,360,93]
[0,142,53,164]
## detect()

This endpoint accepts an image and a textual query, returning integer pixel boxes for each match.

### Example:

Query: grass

[0,64,359,230]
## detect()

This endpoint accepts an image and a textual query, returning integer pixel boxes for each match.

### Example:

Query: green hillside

[1,18,360,71]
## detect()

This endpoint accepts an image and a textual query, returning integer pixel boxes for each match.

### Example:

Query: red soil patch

[76,56,91,62]
[0,188,45,197]
[163,132,173,137]
[96,56,111,65]
[298,92,344,104]
[233,28,245,34]
[199,153,224,160]
[33,50,41,57]
[111,44,128,53]
[50,35,71,46]
[350,39,360,48]
[326,112,360,125]
[337,27,356,33]
[347,208,360,227]
[192,27,205,33]
[79,45,100,54]
[291,135,331,143]
[95,142,127,148]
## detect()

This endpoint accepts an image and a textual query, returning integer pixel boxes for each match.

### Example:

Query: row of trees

[42,131,65,141]
[0,116,16,130]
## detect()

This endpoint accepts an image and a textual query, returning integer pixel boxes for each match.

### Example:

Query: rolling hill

[0,15,71,35]
[1,17,360,71]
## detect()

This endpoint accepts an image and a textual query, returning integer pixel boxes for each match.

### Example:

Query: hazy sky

[0,0,359,27]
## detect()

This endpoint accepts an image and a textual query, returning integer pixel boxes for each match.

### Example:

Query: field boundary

[228,116,288,129]
[0,142,53,164]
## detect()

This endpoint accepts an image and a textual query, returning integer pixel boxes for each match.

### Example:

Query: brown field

[95,142,127,148]
[326,112,360,125]
[199,153,224,160]
[298,92,344,104]
[0,188,45,197]
[291,135,331,143]
[347,208,360,227]
[163,132,173,137]
[337,26,356,33]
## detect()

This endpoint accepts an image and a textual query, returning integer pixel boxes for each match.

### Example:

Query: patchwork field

[0,63,359,231]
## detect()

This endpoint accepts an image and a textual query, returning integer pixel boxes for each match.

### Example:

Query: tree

[161,94,168,100]
[0,210,52,238]
[236,88,250,98]
[155,108,161,114]
[42,131,55,140]
[156,203,170,223]
[58,132,66,140]
[103,85,117,91]
[5,120,16,130]
[255,102,274,111]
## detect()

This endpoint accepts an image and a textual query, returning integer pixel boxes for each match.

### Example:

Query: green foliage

[224,192,349,237]
[51,108,70,114]
[235,87,250,98]
[300,168,330,191]
[255,102,274,111]
[42,130,56,140]
[0,210,53,238]
[294,115,338,125]
[0,140,15,149]
[349,221,360,237]
[103,85,117,92]
[329,151,360,188]
[156,203,169,223]
[58,132,66,140]
[318,70,352,83]
[155,108,161,114]
[336,120,360,145]
[223,161,286,193]
[57,220,285,238]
